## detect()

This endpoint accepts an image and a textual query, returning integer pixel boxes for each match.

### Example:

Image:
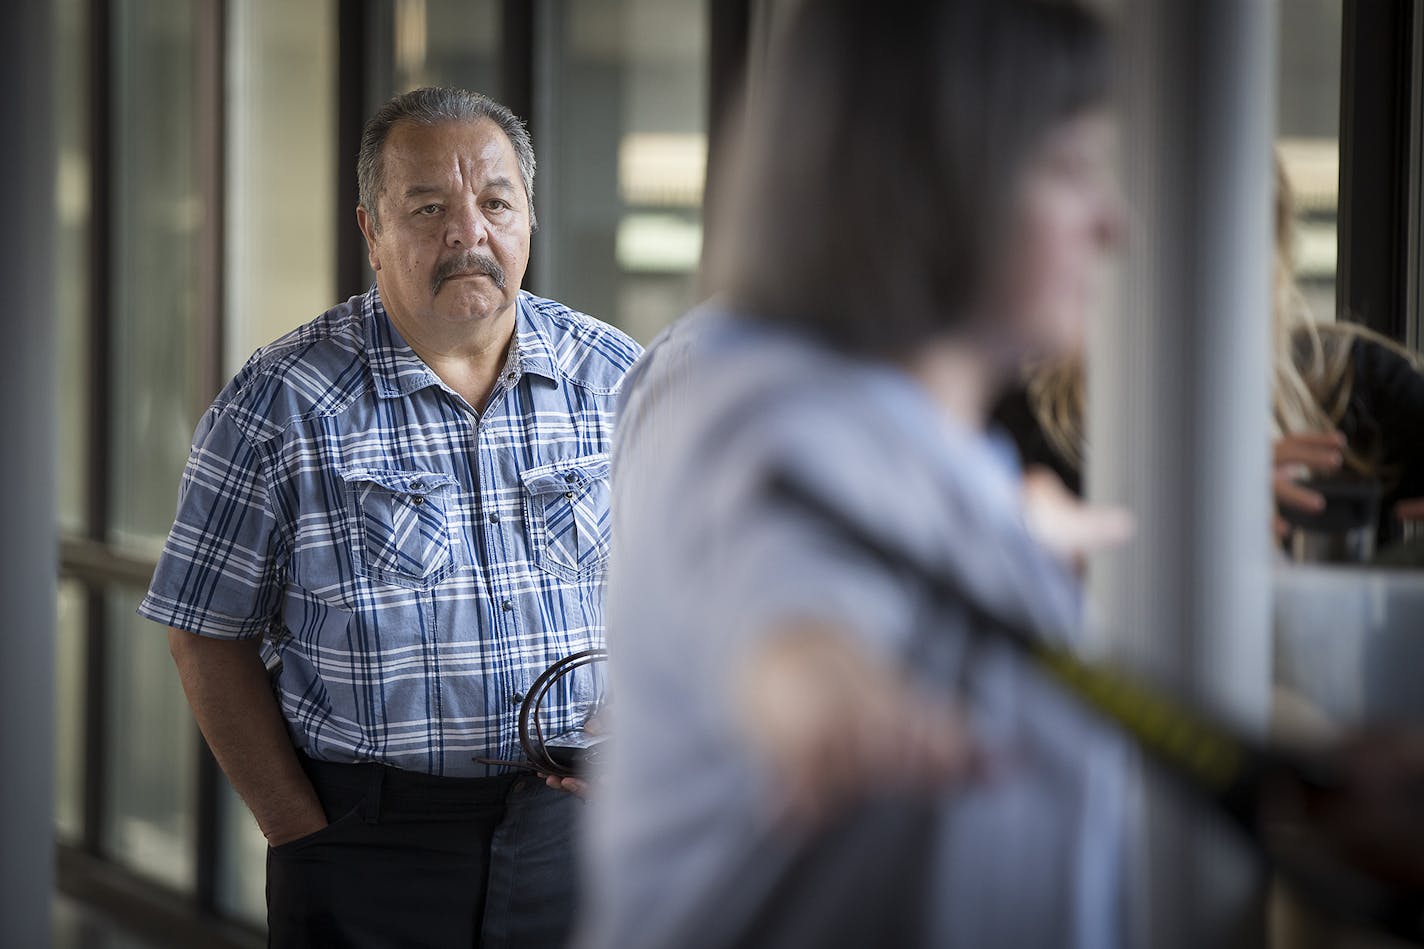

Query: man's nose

[446,197,488,248]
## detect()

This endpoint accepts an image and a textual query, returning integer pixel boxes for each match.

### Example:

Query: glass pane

[216,779,268,926]
[1277,1,1342,323]
[219,9,341,918]
[109,0,208,553]
[392,0,501,94]
[54,582,87,842]
[225,0,337,373]
[55,0,89,536]
[537,0,708,343]
[102,587,197,891]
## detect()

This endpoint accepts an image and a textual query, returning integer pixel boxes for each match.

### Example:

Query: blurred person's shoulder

[519,291,644,392]
[626,305,846,402]
[620,305,932,478]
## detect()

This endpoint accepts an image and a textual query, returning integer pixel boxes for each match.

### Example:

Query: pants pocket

[267,804,364,857]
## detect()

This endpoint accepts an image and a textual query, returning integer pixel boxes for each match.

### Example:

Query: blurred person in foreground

[577,2,1132,947]
[142,87,639,947]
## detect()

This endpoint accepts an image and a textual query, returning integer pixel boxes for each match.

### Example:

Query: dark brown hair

[711,0,1112,359]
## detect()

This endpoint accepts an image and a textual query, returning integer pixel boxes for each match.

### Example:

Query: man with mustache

[140,87,641,947]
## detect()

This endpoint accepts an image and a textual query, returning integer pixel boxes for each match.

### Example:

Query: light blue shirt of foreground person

[578,310,1128,949]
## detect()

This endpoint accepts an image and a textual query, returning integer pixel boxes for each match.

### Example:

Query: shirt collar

[510,293,560,384]
[365,286,561,400]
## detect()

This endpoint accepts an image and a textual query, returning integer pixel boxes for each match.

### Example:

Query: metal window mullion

[529,0,563,297]
[336,0,381,300]
[1406,0,1424,354]
[502,0,538,293]
[703,0,752,273]
[80,0,115,863]
[193,0,229,917]
[1337,0,1413,341]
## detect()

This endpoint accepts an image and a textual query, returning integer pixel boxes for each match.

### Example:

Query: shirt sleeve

[137,401,285,639]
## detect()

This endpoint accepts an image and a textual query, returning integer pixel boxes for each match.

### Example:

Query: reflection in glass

[217,779,269,926]
[537,0,707,343]
[55,0,89,536]
[1277,0,1341,323]
[103,588,197,891]
[54,582,86,842]
[220,8,342,918]
[226,0,337,372]
[392,0,500,95]
[109,0,207,552]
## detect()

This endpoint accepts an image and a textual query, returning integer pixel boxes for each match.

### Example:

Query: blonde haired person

[995,159,1424,542]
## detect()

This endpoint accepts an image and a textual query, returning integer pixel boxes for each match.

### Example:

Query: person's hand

[543,774,592,798]
[1395,498,1424,522]
[540,713,603,800]
[1020,466,1134,569]
[735,620,981,824]
[1273,431,1346,539]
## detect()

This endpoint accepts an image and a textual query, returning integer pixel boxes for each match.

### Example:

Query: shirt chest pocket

[341,467,460,590]
[522,453,612,582]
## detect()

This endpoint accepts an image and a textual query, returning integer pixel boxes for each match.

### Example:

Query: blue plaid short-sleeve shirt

[139,286,642,776]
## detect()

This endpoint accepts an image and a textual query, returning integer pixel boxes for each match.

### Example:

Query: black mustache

[432,253,507,293]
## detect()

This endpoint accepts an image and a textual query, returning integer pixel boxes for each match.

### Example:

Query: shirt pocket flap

[339,467,459,498]
[520,453,612,496]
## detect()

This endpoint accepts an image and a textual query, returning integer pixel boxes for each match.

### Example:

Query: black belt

[298,752,520,823]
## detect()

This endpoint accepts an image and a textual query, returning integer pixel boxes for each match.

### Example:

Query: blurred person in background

[995,158,1424,547]
[141,87,640,947]
[577,2,1132,947]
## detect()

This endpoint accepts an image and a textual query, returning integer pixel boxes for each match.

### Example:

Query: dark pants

[267,754,577,949]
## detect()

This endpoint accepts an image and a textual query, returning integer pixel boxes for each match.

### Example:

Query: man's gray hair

[358,87,537,231]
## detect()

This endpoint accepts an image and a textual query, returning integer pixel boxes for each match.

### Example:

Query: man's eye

[486,199,509,212]
[417,204,442,216]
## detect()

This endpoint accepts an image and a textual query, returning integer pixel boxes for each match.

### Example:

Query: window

[102,589,199,890]
[53,0,89,851]
[52,2,733,940]
[392,0,501,94]
[536,0,708,342]
[109,0,212,554]
[219,0,339,923]
[55,0,89,538]
[54,582,86,843]
[225,0,338,373]
[1277,0,1342,324]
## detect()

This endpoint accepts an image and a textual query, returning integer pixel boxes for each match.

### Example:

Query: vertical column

[1406,0,1424,354]
[1088,1,1276,946]
[0,0,57,945]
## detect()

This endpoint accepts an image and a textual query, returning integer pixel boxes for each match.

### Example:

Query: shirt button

[411,495,425,505]
[511,691,525,706]
[564,472,578,483]
[564,491,575,500]
[501,599,513,612]
[410,480,424,491]
[488,512,500,524]
[507,371,517,382]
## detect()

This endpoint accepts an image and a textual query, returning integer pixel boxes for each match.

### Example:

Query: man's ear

[356,205,382,272]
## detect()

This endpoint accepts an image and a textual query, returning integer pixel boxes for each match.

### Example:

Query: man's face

[358,118,532,336]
